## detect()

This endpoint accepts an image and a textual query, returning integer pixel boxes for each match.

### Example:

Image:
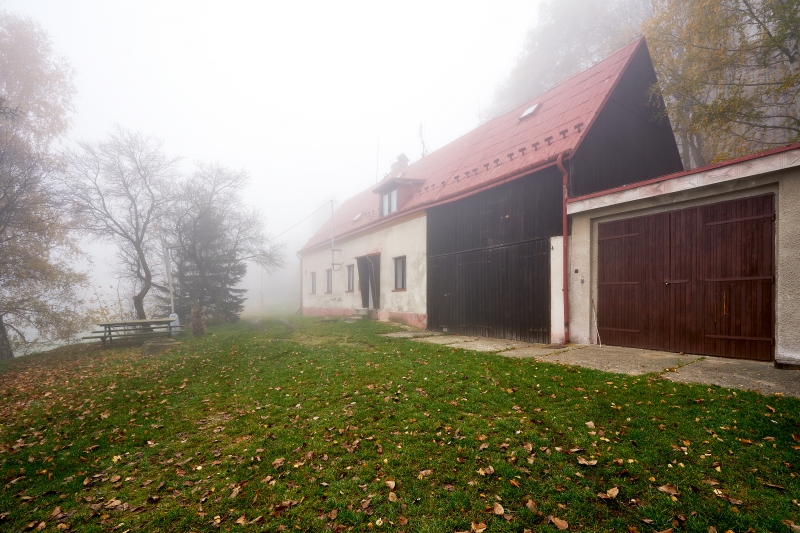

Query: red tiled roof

[300,37,646,253]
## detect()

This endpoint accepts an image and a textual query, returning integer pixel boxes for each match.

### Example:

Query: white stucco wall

[300,213,427,320]
[567,154,800,365]
[550,236,565,344]
[777,174,800,364]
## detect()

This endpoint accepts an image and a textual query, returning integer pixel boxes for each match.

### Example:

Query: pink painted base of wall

[302,307,356,318]
[302,307,427,329]
[371,310,427,329]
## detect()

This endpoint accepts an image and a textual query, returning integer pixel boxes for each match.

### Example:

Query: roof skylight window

[519,103,539,120]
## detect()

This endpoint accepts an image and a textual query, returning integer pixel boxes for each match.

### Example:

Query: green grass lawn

[1,317,798,532]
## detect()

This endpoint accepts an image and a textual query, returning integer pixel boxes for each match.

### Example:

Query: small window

[346,264,354,291]
[394,256,406,290]
[310,272,316,294]
[381,189,398,216]
[325,269,332,293]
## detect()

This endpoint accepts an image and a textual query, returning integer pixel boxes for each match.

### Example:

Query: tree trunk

[0,315,15,361]
[133,242,152,320]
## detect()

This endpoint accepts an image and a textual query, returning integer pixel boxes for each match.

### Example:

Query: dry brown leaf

[707,527,717,533]
[550,516,569,530]
[418,469,432,479]
[577,456,597,466]
[388,492,398,502]
[585,421,595,429]
[109,475,121,483]
[385,480,396,490]
[658,484,679,496]
[50,506,62,518]
[607,487,619,498]
[229,486,241,499]
[525,499,537,512]
[470,521,487,533]
[712,488,742,505]
[398,516,408,526]
[476,465,495,476]
[781,520,800,533]
[272,457,285,468]
[328,509,338,520]
[655,529,674,533]
[236,515,247,525]
[493,502,504,515]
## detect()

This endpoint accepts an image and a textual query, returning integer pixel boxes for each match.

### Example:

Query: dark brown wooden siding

[428,167,562,256]
[427,168,561,343]
[428,239,550,342]
[597,194,775,361]
[569,43,684,198]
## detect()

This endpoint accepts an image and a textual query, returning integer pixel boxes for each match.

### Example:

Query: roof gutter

[557,153,571,345]
[299,151,570,255]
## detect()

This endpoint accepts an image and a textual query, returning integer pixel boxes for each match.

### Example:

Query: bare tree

[62,126,180,319]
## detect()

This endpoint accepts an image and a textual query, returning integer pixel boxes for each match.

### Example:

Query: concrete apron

[386,333,800,398]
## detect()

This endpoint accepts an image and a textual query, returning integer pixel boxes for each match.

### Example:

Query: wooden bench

[82,318,184,345]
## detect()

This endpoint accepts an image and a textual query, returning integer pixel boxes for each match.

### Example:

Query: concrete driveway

[382,332,800,398]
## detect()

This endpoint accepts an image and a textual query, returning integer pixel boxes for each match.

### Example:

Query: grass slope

[0,318,798,532]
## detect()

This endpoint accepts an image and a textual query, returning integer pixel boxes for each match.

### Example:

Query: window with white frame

[394,256,406,290]
[310,272,316,294]
[381,189,398,216]
[346,264,354,291]
[325,269,332,293]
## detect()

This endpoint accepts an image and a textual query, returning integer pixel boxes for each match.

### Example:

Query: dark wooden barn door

[427,239,550,343]
[597,194,774,361]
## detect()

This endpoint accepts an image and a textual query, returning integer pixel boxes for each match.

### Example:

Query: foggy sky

[4,0,540,314]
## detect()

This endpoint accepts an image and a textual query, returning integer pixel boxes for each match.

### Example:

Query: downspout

[557,153,570,344]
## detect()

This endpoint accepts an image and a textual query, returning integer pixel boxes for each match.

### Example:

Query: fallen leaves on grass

[782,520,800,532]
[577,456,597,466]
[493,502,504,515]
[598,487,619,500]
[477,465,495,476]
[271,457,285,468]
[547,516,569,530]
[658,484,679,496]
[418,469,432,479]
[712,488,742,505]
[470,521,487,533]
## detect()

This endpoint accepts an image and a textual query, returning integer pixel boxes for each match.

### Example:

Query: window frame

[393,256,406,291]
[381,188,398,216]
[325,268,333,293]
[310,272,316,294]
[346,264,355,292]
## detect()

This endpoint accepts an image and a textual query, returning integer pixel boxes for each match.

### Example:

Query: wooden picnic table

[82,318,182,344]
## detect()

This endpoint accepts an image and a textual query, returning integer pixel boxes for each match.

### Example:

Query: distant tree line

[0,10,284,359]
[486,0,800,168]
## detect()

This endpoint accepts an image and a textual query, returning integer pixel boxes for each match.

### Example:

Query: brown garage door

[597,194,774,361]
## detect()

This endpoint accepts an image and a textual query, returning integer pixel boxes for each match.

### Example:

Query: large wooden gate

[428,239,551,343]
[597,194,775,361]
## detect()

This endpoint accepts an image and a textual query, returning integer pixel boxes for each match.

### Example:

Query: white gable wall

[300,213,427,328]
